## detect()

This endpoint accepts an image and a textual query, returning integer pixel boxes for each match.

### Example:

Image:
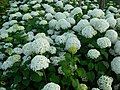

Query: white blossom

[91,88,100,90]
[22,13,33,20]
[48,46,56,54]
[42,82,60,90]
[105,30,118,44]
[55,35,66,45]
[97,75,113,90]
[30,55,50,71]
[82,26,97,38]
[87,49,100,59]
[55,12,66,20]
[70,7,82,17]
[114,40,120,55]
[45,13,53,20]
[111,57,120,74]
[64,4,74,11]
[97,37,111,48]
[106,17,116,28]
[56,1,63,8]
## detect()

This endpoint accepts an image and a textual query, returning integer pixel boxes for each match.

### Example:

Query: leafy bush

[0,0,120,90]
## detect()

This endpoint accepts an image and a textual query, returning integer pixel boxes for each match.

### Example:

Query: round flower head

[116,18,120,28]
[114,40,120,55]
[66,17,76,25]
[105,30,118,44]
[56,1,63,8]
[79,84,88,90]
[73,19,90,33]
[97,75,113,90]
[82,26,97,38]
[30,55,50,71]
[55,19,71,30]
[48,46,56,54]
[55,12,66,20]
[64,4,74,11]
[32,38,50,54]
[42,82,60,90]
[22,13,33,20]
[45,13,53,20]
[111,57,120,74]
[93,19,109,33]
[70,7,82,17]
[0,87,6,90]
[89,9,105,18]
[91,88,100,90]
[22,42,33,56]
[55,35,66,45]
[106,17,116,28]
[1,55,21,70]
[97,37,111,48]
[65,37,81,50]
[87,49,100,59]
[49,19,57,29]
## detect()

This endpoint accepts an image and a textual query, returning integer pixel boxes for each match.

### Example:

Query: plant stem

[43,69,47,83]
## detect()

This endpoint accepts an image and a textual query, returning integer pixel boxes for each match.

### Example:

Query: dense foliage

[0,0,120,90]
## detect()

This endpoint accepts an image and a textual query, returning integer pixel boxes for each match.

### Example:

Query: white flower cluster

[22,37,50,55]
[106,17,116,28]
[111,57,120,74]
[91,88,100,90]
[42,82,60,90]
[22,13,33,20]
[97,75,113,90]
[114,40,120,55]
[81,26,97,38]
[88,9,105,18]
[0,87,6,90]
[30,55,50,71]
[90,18,109,33]
[97,37,111,48]
[87,49,100,59]
[117,18,120,28]
[1,55,21,70]
[65,37,81,50]
[105,30,118,44]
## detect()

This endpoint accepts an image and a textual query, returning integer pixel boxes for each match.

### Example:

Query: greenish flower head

[68,46,77,55]
[79,84,88,90]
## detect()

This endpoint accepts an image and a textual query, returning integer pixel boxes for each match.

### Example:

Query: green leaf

[77,68,86,77]
[87,71,95,82]
[50,74,60,83]
[31,72,42,82]
[14,75,22,84]
[100,49,108,60]
[65,53,71,61]
[22,70,29,78]
[88,63,94,71]
[95,62,107,72]
[62,65,71,76]
[22,79,30,86]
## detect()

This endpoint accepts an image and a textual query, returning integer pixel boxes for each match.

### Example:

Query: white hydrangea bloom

[49,19,57,29]
[46,37,54,45]
[15,12,22,18]
[30,1,37,4]
[97,75,113,90]
[50,56,64,66]
[30,11,39,16]
[27,32,34,41]
[82,6,88,9]
[45,13,53,20]
[105,30,118,44]
[65,37,81,50]
[87,49,100,59]
[9,20,18,26]
[63,32,77,39]
[114,40,120,55]
[58,66,64,75]
[20,4,29,12]
[1,55,21,70]
[55,19,71,30]
[73,19,90,33]
[106,17,116,28]
[55,12,66,20]
[22,42,33,56]
[22,13,33,20]
[91,19,109,33]
[82,26,97,38]
[34,33,46,39]
[39,20,48,25]
[66,17,75,25]
[91,88,100,90]
[42,82,60,90]
[56,1,63,8]
[48,46,56,54]
[108,6,118,13]
[89,9,105,18]
[32,4,41,9]
[32,38,50,54]
[116,18,120,28]
[111,57,120,74]
[30,55,50,71]
[13,47,22,54]
[63,11,70,17]
[45,0,53,2]
[47,29,54,35]
[64,4,74,11]
[55,35,66,45]
[70,7,82,17]
[82,15,90,19]
[0,87,6,90]
[97,37,111,48]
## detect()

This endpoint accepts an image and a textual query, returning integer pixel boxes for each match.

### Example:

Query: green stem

[43,69,47,83]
